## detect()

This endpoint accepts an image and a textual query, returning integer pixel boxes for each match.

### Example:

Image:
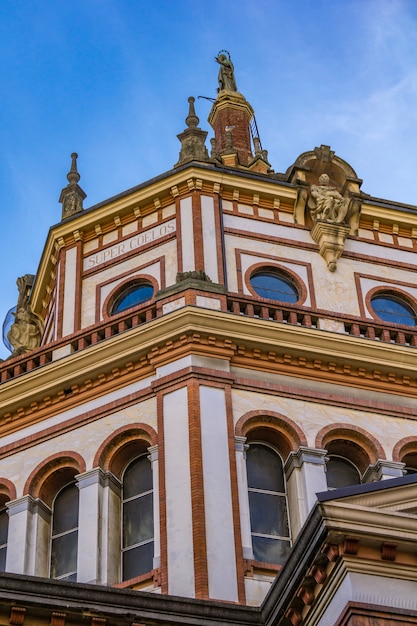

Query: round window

[250,270,298,303]
[111,283,154,315]
[370,294,416,326]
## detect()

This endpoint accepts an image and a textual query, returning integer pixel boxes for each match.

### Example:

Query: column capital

[148,444,159,462]
[234,435,248,452]
[7,495,51,519]
[362,459,406,483]
[76,467,107,489]
[285,447,328,478]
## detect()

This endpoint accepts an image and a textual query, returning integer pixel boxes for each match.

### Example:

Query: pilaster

[285,447,328,537]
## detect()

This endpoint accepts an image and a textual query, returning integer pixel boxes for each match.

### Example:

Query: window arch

[393,438,417,475]
[249,268,299,303]
[246,443,291,565]
[122,454,154,581]
[326,455,361,489]
[50,481,79,581]
[94,425,158,585]
[110,281,154,316]
[368,290,417,327]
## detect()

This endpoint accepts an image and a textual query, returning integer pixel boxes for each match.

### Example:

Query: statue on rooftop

[308,174,350,224]
[6,274,43,357]
[7,307,43,356]
[215,51,237,92]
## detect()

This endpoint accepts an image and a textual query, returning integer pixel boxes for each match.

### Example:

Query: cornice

[321,500,417,542]
[2,307,417,431]
[361,201,417,233]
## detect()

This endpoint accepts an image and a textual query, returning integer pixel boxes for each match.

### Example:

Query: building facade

[1,57,417,624]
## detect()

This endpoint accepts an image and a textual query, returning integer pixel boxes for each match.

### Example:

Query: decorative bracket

[310,221,350,272]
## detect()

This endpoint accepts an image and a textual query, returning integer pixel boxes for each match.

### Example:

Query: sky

[1,0,417,359]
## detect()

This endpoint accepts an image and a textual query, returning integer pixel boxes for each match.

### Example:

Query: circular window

[370,293,416,326]
[250,270,298,303]
[111,283,154,315]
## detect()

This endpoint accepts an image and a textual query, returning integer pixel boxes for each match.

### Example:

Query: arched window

[246,444,291,565]
[50,482,79,581]
[370,293,417,326]
[401,452,417,475]
[250,269,299,303]
[111,282,154,316]
[0,505,8,572]
[122,455,154,580]
[326,455,361,489]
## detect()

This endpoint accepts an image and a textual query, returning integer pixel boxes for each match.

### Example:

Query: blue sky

[1,0,417,358]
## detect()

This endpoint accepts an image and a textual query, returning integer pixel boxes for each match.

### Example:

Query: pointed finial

[59,152,86,220]
[175,97,210,167]
[186,97,199,129]
[67,152,81,184]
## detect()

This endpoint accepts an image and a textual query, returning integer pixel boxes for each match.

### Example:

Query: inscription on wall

[84,219,176,270]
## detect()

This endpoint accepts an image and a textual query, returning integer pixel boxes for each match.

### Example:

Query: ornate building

[1,54,417,625]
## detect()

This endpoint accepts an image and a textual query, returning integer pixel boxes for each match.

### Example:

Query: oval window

[111,283,154,315]
[370,294,416,326]
[250,270,298,303]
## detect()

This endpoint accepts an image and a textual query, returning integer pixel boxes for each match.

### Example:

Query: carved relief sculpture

[308,174,350,224]
[308,174,351,272]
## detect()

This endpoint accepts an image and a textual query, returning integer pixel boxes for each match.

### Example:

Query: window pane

[123,540,154,580]
[326,457,360,489]
[250,272,298,303]
[0,509,8,545]
[252,536,291,565]
[123,493,154,548]
[249,492,289,537]
[0,546,6,572]
[113,284,153,315]
[371,295,416,326]
[124,456,152,499]
[247,445,285,492]
[52,484,79,535]
[50,530,78,579]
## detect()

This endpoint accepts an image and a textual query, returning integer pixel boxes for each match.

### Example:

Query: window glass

[250,271,298,303]
[247,444,290,565]
[50,482,79,581]
[247,444,285,492]
[371,294,416,326]
[112,283,154,315]
[0,507,8,572]
[122,455,154,580]
[401,452,417,475]
[326,456,361,489]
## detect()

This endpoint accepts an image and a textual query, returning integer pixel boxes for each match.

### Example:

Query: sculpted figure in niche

[309,174,350,224]
[7,307,43,355]
[215,51,237,92]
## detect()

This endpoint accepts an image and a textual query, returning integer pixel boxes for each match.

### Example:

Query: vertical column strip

[188,379,209,599]
[179,196,195,272]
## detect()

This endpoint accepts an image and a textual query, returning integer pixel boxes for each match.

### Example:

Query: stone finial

[67,152,81,184]
[175,97,210,167]
[185,97,199,129]
[59,152,87,220]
